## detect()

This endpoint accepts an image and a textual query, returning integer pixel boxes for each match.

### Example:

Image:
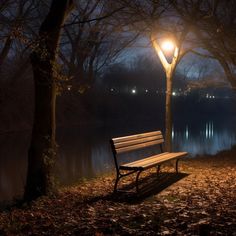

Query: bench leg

[135,170,143,193]
[156,165,161,176]
[114,173,120,193]
[114,170,140,193]
[176,159,180,173]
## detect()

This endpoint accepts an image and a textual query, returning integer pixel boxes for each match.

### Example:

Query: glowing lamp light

[161,40,175,52]
[131,89,136,94]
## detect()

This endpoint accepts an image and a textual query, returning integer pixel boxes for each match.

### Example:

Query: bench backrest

[111,130,164,155]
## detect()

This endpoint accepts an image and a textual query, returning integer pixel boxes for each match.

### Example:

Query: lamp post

[151,35,180,152]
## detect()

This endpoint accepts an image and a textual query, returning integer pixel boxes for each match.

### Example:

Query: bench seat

[120,152,188,171]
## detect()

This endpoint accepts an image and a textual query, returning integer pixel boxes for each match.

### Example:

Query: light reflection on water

[205,121,214,139]
[0,119,236,203]
[172,122,236,156]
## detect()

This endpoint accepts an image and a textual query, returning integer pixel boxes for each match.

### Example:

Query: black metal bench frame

[110,131,187,193]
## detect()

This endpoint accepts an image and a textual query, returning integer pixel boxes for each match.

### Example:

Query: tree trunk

[150,36,180,152]
[0,36,12,73]
[165,69,173,152]
[217,56,236,89]
[24,0,73,202]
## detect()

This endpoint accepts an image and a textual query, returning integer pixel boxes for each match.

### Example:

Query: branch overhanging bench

[110,130,188,193]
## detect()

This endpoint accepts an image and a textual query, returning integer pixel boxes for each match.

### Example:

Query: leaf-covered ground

[1,147,236,235]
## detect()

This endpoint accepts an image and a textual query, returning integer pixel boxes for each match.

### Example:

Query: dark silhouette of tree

[59,0,138,92]
[24,0,128,201]
[24,0,74,201]
[172,0,236,89]
[0,0,39,73]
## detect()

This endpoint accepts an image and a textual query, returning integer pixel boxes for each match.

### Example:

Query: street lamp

[161,40,175,52]
[151,36,181,152]
[151,37,178,72]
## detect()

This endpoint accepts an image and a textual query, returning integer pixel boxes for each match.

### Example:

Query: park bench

[110,130,188,193]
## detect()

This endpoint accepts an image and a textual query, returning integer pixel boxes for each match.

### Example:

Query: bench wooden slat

[120,152,187,170]
[121,152,186,169]
[121,152,169,167]
[115,139,164,154]
[114,134,164,149]
[141,152,187,169]
[112,131,162,144]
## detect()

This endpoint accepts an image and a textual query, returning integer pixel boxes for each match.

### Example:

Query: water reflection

[185,125,189,140]
[0,133,29,202]
[172,125,175,139]
[0,119,236,203]
[205,122,214,139]
[57,129,113,185]
[172,122,236,156]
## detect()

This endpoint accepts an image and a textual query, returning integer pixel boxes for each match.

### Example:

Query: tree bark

[0,36,12,72]
[24,0,73,202]
[151,35,180,152]
[216,55,236,89]
[165,69,173,152]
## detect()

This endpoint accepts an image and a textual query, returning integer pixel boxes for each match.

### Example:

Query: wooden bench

[110,130,188,193]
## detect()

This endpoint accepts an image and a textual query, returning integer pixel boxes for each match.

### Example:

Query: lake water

[1,116,236,203]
